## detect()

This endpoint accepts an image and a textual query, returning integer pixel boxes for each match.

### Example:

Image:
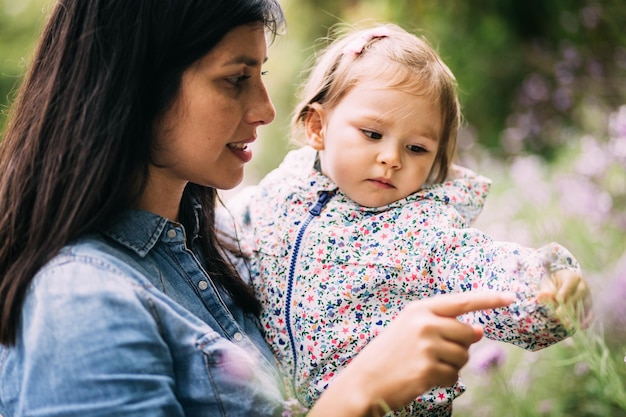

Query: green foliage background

[254,0,626,182]
[0,0,48,132]
[1,1,625,416]
[2,0,625,174]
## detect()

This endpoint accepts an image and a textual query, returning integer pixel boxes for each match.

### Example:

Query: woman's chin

[210,174,244,191]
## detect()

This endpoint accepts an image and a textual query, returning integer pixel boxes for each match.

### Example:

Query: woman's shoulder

[15,238,161,353]
[24,234,177,331]
[2,238,240,417]
[24,235,212,349]
[37,236,154,290]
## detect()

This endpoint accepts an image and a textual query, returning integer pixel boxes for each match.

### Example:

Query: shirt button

[233,332,244,342]
[166,229,177,239]
[198,280,209,291]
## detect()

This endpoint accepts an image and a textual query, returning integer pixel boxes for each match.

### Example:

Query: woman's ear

[304,103,326,150]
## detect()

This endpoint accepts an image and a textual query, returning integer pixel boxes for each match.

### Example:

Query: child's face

[307,78,441,207]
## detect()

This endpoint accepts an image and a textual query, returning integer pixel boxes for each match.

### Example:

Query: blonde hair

[292,23,460,183]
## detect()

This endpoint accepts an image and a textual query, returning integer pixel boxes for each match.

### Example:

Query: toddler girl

[226,23,591,416]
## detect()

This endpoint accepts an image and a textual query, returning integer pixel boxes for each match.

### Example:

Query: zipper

[284,190,335,389]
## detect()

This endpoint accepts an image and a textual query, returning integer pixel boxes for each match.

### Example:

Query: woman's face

[151,23,275,196]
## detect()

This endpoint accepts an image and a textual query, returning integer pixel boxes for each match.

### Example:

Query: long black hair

[0,0,285,346]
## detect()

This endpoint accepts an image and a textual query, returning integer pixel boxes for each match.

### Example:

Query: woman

[0,1,512,416]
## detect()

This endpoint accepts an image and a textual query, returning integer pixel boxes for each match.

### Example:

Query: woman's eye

[226,74,251,86]
[362,130,382,140]
[407,144,428,154]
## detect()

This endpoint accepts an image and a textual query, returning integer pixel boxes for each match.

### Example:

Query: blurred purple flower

[522,74,550,103]
[608,136,626,166]
[538,399,554,414]
[511,155,542,183]
[221,345,256,381]
[502,127,525,154]
[574,361,590,376]
[552,87,572,111]
[554,61,575,86]
[596,252,626,343]
[471,343,507,374]
[587,59,604,79]
[510,155,551,205]
[608,106,626,166]
[562,44,582,69]
[510,365,533,394]
[555,173,613,224]
[580,5,602,29]
[609,105,626,139]
[575,135,610,178]
[522,112,541,134]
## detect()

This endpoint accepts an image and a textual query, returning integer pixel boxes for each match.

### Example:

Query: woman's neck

[135,169,186,221]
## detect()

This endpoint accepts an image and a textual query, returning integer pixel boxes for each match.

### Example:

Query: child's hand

[538,269,593,328]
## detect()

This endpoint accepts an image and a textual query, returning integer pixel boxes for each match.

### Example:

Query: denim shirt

[0,209,284,417]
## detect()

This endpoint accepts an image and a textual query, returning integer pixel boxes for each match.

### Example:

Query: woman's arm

[307,292,514,417]
[13,261,184,417]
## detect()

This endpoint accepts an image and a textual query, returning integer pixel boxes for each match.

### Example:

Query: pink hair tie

[342,27,392,56]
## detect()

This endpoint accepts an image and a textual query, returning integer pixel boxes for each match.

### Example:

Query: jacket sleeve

[217,186,264,285]
[420,164,492,226]
[430,228,579,351]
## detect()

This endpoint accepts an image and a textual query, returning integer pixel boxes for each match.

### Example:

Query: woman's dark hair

[0,0,285,346]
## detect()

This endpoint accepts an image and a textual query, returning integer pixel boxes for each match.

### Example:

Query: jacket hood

[273,146,492,225]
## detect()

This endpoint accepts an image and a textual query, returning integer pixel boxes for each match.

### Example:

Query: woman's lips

[227,141,253,163]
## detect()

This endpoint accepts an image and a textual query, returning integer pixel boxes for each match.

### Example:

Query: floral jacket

[227,146,579,416]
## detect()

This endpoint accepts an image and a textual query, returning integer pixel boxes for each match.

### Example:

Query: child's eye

[407,144,428,154]
[362,129,382,140]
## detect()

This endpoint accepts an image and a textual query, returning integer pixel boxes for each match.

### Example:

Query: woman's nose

[248,82,276,126]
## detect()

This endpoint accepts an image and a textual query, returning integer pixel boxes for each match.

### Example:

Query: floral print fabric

[227,146,578,416]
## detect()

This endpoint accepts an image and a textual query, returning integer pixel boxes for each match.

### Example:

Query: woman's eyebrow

[223,55,269,67]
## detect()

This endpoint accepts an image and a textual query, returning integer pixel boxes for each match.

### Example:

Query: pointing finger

[425,292,515,318]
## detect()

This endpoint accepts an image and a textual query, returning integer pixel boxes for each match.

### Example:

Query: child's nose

[377,146,402,169]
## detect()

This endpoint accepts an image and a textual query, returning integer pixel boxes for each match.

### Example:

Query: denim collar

[100,199,205,258]
[100,209,170,258]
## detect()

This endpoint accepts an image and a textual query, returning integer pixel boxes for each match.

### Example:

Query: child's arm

[434,231,591,350]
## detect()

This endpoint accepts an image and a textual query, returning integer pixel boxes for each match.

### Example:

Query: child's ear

[304,103,326,150]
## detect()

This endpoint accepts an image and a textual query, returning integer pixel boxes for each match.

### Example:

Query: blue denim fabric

[0,209,283,417]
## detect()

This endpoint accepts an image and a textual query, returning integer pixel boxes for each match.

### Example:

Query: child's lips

[369,177,395,188]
